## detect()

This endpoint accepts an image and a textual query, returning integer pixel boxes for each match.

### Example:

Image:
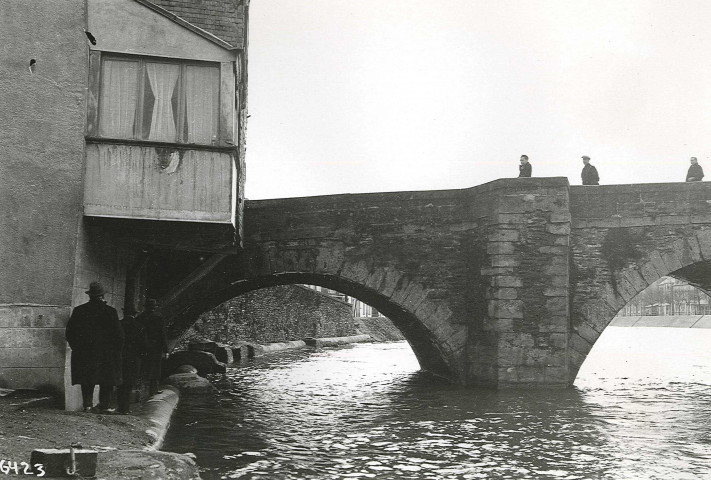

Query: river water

[163,327,711,479]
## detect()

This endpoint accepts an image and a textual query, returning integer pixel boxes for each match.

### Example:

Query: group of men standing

[66,282,168,413]
[517,155,704,184]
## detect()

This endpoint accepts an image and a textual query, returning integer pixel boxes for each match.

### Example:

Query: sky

[245,1,711,200]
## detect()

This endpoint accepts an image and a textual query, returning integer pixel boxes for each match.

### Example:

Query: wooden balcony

[83,142,236,224]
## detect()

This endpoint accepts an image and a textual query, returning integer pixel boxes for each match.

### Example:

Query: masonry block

[490,255,519,267]
[379,269,403,297]
[546,223,571,235]
[569,333,593,355]
[340,260,370,284]
[487,242,515,255]
[538,245,569,255]
[622,268,647,293]
[694,230,711,260]
[544,264,569,276]
[543,287,567,297]
[544,296,568,314]
[639,260,661,285]
[548,275,569,287]
[483,317,514,332]
[492,213,526,225]
[553,236,570,246]
[575,322,600,344]
[544,366,569,384]
[480,266,515,276]
[486,287,518,300]
[544,333,567,349]
[488,230,520,242]
[537,316,569,333]
[549,212,571,223]
[490,276,523,288]
[647,250,669,277]
[613,275,637,303]
[400,284,427,313]
[488,300,524,319]
[684,236,703,263]
[660,249,683,273]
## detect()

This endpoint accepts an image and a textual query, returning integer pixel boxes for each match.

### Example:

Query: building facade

[0,0,248,409]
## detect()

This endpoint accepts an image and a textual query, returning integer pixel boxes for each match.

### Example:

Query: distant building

[619,277,711,316]
[305,285,384,318]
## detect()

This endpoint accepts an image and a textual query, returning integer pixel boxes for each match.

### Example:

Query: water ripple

[164,330,711,479]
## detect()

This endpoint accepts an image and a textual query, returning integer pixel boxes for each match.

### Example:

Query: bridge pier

[469,178,571,387]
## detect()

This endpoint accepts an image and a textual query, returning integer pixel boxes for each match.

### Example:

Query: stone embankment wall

[610,315,711,328]
[355,317,405,341]
[175,285,358,349]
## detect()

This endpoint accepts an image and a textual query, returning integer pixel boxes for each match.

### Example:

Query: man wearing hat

[66,282,124,412]
[138,298,168,396]
[117,304,148,414]
[581,155,599,185]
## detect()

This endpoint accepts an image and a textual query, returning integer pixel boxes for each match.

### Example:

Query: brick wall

[176,285,357,348]
[150,0,247,48]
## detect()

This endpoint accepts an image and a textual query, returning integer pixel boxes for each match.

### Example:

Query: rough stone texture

[355,317,406,341]
[175,285,357,349]
[157,179,711,388]
[569,182,711,378]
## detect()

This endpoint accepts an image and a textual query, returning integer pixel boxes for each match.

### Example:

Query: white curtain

[99,60,138,138]
[185,65,219,144]
[146,63,180,142]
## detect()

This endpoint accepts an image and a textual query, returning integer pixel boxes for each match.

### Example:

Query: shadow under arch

[169,271,463,383]
[570,229,711,382]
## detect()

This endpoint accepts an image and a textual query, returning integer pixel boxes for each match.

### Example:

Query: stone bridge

[160,177,711,388]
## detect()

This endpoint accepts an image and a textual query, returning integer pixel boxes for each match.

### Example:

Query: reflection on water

[163,327,711,479]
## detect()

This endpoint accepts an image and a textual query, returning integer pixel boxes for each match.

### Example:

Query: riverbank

[0,387,199,479]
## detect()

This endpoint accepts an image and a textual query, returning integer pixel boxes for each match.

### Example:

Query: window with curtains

[98,56,220,145]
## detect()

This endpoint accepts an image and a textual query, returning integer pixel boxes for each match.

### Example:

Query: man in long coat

[117,304,148,414]
[581,155,600,185]
[138,298,168,395]
[66,282,124,412]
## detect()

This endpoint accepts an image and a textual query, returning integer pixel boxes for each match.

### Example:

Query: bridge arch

[164,248,469,384]
[570,229,711,379]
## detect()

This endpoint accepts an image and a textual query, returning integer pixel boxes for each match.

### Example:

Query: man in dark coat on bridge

[138,298,168,395]
[518,155,532,177]
[686,157,704,182]
[581,155,599,185]
[66,282,124,412]
[117,304,148,414]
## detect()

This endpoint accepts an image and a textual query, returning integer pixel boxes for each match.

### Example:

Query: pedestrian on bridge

[117,304,148,414]
[581,155,599,185]
[66,282,124,412]
[138,298,168,396]
[686,157,704,182]
[518,155,532,177]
